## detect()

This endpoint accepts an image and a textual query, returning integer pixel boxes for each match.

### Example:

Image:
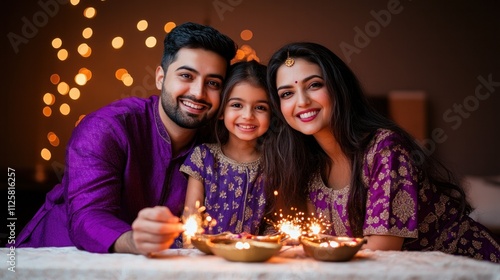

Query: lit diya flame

[319,240,340,248]
[235,241,251,250]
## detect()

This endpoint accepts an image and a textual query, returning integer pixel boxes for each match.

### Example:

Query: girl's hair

[214,60,269,146]
[263,42,471,236]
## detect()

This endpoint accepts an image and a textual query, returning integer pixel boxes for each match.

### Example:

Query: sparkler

[182,201,217,247]
[302,213,331,238]
[265,207,331,244]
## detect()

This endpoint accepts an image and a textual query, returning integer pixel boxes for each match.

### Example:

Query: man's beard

[160,88,211,129]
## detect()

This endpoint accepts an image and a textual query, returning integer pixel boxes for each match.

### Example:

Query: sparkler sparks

[278,220,302,240]
[182,201,217,247]
[303,213,331,237]
[183,214,203,237]
[308,222,322,235]
[265,208,331,243]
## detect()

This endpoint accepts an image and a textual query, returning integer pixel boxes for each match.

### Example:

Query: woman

[263,42,500,262]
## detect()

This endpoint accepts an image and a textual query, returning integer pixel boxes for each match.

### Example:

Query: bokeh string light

[39,1,260,169]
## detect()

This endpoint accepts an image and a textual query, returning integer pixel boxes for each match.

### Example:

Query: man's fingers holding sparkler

[136,206,183,226]
[132,206,184,256]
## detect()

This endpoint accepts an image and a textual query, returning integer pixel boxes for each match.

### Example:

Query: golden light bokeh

[115,68,128,80]
[240,29,253,41]
[112,36,124,49]
[60,103,71,115]
[240,44,252,55]
[82,27,93,39]
[145,36,157,48]
[51,138,60,147]
[164,22,176,33]
[43,106,52,117]
[39,8,187,161]
[83,7,96,19]
[52,38,62,49]
[41,148,52,161]
[48,132,57,142]
[69,88,81,100]
[57,49,68,61]
[246,54,259,62]
[122,73,134,86]
[39,13,263,164]
[43,93,56,105]
[79,68,92,81]
[232,44,260,63]
[47,132,60,147]
[235,49,245,60]
[75,73,87,86]
[50,74,60,85]
[137,20,148,31]
[57,82,70,95]
[78,43,92,57]
[70,0,80,5]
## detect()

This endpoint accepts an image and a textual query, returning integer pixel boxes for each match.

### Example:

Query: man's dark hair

[161,22,237,70]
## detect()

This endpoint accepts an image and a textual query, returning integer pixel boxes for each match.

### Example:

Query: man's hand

[113,206,184,255]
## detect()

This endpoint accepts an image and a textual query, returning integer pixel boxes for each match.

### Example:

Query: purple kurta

[180,143,266,235]
[309,129,500,262]
[17,95,193,252]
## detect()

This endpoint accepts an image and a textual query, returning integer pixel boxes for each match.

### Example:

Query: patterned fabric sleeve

[179,145,206,183]
[363,130,419,238]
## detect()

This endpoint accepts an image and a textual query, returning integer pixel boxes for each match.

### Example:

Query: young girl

[263,42,500,262]
[180,60,271,235]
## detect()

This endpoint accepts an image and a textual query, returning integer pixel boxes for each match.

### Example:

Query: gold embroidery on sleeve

[393,190,415,223]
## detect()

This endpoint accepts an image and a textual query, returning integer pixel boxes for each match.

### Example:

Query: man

[17,22,237,255]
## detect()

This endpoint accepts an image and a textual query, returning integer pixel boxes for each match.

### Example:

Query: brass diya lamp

[206,238,283,262]
[300,234,367,261]
[190,232,238,254]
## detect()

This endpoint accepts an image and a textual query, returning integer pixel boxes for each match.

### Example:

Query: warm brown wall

[3,0,499,188]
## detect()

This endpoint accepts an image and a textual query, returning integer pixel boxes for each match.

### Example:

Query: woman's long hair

[263,42,471,236]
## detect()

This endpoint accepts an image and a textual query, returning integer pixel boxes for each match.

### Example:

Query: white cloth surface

[1,246,499,280]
